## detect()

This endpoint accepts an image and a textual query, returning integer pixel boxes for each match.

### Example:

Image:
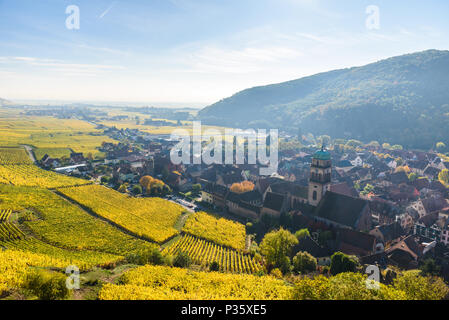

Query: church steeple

[308,147,332,206]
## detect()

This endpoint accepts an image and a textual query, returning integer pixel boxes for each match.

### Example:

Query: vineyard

[0,249,74,295]
[0,147,33,165]
[1,237,122,270]
[164,234,261,274]
[33,147,72,161]
[0,209,12,222]
[99,265,293,300]
[182,211,246,250]
[0,184,157,255]
[0,116,116,158]
[58,185,184,243]
[0,164,91,188]
[0,216,121,271]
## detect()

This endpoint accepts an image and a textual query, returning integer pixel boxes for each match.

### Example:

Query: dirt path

[21,145,36,163]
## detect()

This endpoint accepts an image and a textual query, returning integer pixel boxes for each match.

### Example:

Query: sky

[0,0,449,107]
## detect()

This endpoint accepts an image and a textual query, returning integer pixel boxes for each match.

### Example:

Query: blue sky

[1,0,448,106]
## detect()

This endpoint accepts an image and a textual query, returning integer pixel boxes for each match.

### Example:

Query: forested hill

[198,49,449,149]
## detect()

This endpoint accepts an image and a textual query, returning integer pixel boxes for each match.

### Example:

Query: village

[35,121,449,282]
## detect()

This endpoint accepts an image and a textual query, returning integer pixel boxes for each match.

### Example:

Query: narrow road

[22,145,36,163]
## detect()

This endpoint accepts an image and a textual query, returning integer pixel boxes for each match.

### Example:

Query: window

[313,191,317,201]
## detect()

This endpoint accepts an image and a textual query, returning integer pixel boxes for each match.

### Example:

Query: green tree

[330,252,358,275]
[173,251,192,268]
[292,251,317,274]
[118,184,127,193]
[366,141,380,148]
[132,184,142,195]
[438,169,449,186]
[420,258,441,276]
[408,172,418,182]
[393,270,449,300]
[382,143,391,150]
[436,142,446,152]
[209,261,220,272]
[295,228,310,240]
[260,227,298,274]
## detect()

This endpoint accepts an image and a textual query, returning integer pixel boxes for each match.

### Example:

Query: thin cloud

[99,1,117,19]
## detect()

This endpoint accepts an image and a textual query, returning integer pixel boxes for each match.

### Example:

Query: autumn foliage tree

[230,181,255,194]
[139,175,170,196]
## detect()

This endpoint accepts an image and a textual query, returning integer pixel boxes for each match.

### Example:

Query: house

[408,160,428,175]
[414,213,441,242]
[226,191,261,221]
[261,192,287,217]
[385,236,422,269]
[41,154,60,168]
[329,182,359,198]
[351,156,363,167]
[424,166,441,180]
[292,236,331,266]
[335,228,377,257]
[201,183,228,209]
[266,180,309,209]
[70,152,87,165]
[313,191,372,231]
[369,222,404,244]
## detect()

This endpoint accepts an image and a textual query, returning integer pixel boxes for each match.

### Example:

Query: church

[260,147,372,232]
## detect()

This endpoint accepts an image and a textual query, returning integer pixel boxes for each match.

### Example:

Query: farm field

[0,164,90,188]
[57,185,184,243]
[0,184,156,255]
[33,147,72,161]
[0,115,115,158]
[163,234,260,274]
[99,265,292,300]
[0,249,75,295]
[1,238,122,271]
[182,211,246,250]
[0,147,33,164]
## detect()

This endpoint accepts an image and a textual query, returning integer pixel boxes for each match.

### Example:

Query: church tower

[308,147,332,206]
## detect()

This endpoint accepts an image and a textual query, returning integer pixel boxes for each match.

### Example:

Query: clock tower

[308,147,332,206]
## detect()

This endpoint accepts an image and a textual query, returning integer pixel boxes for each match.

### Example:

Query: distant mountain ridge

[0,98,14,107]
[199,49,449,149]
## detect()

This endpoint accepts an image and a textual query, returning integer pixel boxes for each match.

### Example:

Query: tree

[420,258,441,276]
[100,176,110,184]
[118,184,127,193]
[393,270,449,300]
[191,184,201,196]
[209,261,220,272]
[438,169,449,186]
[408,172,418,182]
[436,142,446,152]
[366,141,380,148]
[139,175,167,194]
[330,252,358,275]
[294,228,310,240]
[361,184,374,195]
[230,181,255,194]
[382,143,391,150]
[126,247,165,266]
[173,251,191,268]
[292,251,317,274]
[132,184,142,195]
[260,227,298,274]
[395,165,411,174]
